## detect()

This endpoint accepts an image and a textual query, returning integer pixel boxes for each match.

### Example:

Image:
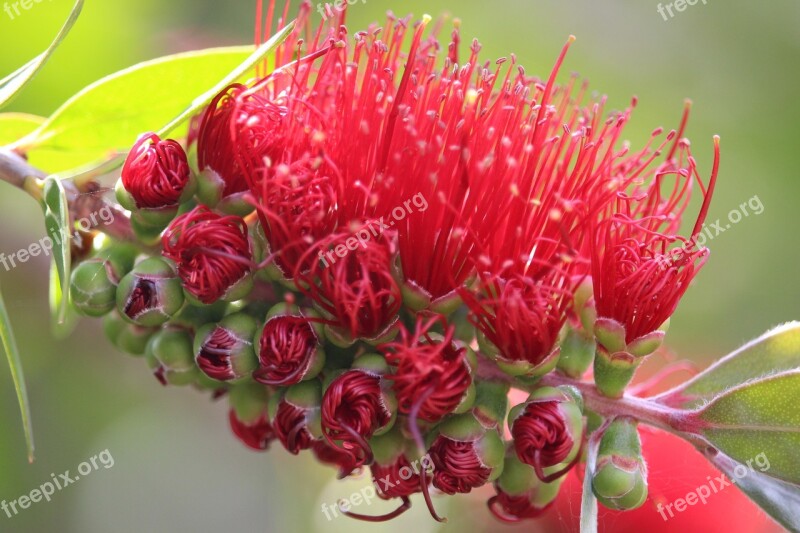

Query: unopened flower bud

[116,258,184,326]
[162,206,253,305]
[253,303,325,386]
[117,132,194,227]
[592,417,648,510]
[488,452,564,522]
[509,386,585,482]
[103,312,156,356]
[145,327,197,386]
[321,355,396,471]
[428,412,505,494]
[228,382,275,451]
[271,380,322,455]
[194,313,258,382]
[70,259,119,317]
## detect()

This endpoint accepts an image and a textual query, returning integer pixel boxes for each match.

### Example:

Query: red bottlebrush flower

[321,367,395,471]
[228,409,276,451]
[162,205,252,304]
[429,435,492,495]
[120,132,191,209]
[312,440,361,480]
[295,235,402,342]
[488,486,554,523]
[591,132,721,345]
[273,400,316,455]
[462,269,573,377]
[254,313,321,386]
[381,315,473,424]
[197,84,286,199]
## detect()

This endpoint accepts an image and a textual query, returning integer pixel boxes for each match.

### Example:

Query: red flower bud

[321,365,395,471]
[228,409,275,451]
[510,387,584,482]
[254,307,323,386]
[194,314,258,382]
[381,315,473,423]
[272,381,322,455]
[162,206,253,304]
[312,440,361,479]
[429,435,492,495]
[120,132,191,209]
[488,486,555,522]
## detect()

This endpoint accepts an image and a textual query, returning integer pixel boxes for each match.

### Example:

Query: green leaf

[41,177,71,324]
[17,21,295,174]
[0,0,84,109]
[654,322,800,409]
[0,281,34,462]
[0,113,46,146]
[697,371,800,485]
[702,449,800,532]
[49,261,79,339]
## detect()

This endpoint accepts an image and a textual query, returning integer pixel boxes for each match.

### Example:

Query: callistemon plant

[2,1,800,530]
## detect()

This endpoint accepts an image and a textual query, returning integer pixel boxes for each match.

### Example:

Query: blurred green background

[0,1,798,532]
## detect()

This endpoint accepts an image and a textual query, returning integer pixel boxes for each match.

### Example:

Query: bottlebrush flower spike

[162,205,254,304]
[380,314,474,424]
[118,132,193,210]
[320,356,397,472]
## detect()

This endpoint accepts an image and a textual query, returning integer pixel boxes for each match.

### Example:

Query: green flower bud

[103,312,156,356]
[146,327,197,386]
[70,259,118,317]
[116,258,184,327]
[592,418,648,511]
[556,325,595,379]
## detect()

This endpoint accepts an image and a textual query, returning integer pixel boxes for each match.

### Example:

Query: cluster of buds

[66,0,720,524]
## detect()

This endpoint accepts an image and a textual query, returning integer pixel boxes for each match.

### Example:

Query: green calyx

[592,417,648,511]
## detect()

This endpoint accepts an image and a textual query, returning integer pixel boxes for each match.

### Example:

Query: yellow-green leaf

[16,21,294,174]
[41,177,71,324]
[0,113,46,146]
[0,0,84,109]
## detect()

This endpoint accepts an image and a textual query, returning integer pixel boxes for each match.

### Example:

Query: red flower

[512,401,574,470]
[273,400,316,455]
[295,235,402,342]
[162,206,252,304]
[591,132,721,344]
[197,84,286,198]
[254,314,320,386]
[321,369,394,470]
[120,132,191,209]
[228,409,275,451]
[462,270,573,376]
[381,315,472,423]
[429,435,492,495]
